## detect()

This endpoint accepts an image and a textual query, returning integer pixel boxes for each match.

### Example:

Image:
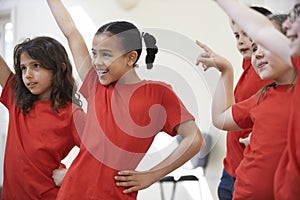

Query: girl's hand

[114,170,157,193]
[52,167,68,187]
[195,40,232,72]
[239,132,252,146]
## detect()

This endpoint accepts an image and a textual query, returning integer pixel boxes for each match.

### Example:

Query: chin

[291,48,300,58]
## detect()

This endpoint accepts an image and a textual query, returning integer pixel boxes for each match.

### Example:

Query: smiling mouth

[96,69,109,77]
[240,48,250,54]
[257,62,267,69]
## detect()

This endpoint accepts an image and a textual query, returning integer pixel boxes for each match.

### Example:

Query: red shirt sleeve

[231,93,258,130]
[79,68,98,100]
[0,73,14,109]
[160,83,195,135]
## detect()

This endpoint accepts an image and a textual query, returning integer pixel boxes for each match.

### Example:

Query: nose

[238,37,244,45]
[25,68,33,79]
[254,49,264,59]
[93,55,105,69]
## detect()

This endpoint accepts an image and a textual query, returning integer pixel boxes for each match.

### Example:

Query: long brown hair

[12,36,82,113]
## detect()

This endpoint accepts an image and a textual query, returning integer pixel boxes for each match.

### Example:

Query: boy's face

[231,22,253,59]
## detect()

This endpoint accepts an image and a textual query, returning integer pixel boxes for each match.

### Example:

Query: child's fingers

[196,40,214,54]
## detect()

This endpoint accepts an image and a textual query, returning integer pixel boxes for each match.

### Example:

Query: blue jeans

[217,168,235,200]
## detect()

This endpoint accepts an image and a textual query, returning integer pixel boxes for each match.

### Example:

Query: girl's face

[251,43,293,83]
[284,1,300,57]
[231,22,253,59]
[91,33,133,86]
[20,52,53,100]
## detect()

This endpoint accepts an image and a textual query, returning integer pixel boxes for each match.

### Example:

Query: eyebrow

[294,3,300,9]
[251,42,257,48]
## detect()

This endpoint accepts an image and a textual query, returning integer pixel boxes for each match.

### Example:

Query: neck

[275,69,297,85]
[118,68,141,84]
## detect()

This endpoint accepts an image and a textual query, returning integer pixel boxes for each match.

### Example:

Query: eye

[91,50,97,58]
[102,52,111,59]
[251,43,258,52]
[20,65,26,71]
[234,33,240,40]
[33,63,41,68]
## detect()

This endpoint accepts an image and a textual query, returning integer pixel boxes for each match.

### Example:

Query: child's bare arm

[0,54,12,88]
[215,0,291,66]
[46,0,92,81]
[196,41,241,131]
[115,120,204,193]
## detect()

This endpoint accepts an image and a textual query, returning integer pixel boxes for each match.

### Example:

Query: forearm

[46,0,91,80]
[47,0,76,38]
[149,122,204,181]
[212,66,235,130]
[0,54,12,88]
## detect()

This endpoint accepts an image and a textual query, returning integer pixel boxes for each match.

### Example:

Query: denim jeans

[217,168,235,200]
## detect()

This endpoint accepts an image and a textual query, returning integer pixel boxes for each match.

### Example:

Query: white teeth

[97,69,108,75]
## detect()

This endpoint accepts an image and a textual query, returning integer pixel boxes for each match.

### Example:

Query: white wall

[0,0,294,199]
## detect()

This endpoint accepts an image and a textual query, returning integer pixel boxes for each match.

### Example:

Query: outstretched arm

[196,41,241,131]
[215,0,291,66]
[46,0,92,81]
[0,54,12,88]
[115,120,204,193]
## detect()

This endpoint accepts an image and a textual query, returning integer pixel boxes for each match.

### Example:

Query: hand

[195,40,232,72]
[52,167,68,187]
[114,170,157,194]
[239,133,252,146]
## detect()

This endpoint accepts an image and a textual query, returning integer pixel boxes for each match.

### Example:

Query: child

[218,6,273,200]
[196,14,295,199]
[46,0,204,199]
[214,1,300,199]
[0,36,85,199]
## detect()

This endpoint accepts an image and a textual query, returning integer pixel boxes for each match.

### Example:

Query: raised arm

[215,0,292,66]
[0,54,12,88]
[196,41,241,131]
[46,0,92,80]
[114,120,204,193]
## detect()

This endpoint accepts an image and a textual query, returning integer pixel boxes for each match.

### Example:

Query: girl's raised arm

[0,55,12,88]
[196,41,241,131]
[46,0,92,81]
[215,0,292,66]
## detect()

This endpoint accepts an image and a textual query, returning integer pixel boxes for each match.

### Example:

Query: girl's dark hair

[96,21,158,69]
[12,36,82,113]
[256,82,277,105]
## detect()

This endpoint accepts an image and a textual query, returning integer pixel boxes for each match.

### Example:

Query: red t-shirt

[0,75,84,200]
[224,59,272,177]
[232,84,293,200]
[274,57,300,200]
[56,69,195,200]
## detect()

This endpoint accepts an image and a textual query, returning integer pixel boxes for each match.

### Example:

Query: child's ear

[61,63,67,72]
[127,51,138,66]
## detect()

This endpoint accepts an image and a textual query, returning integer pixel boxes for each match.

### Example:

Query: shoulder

[143,80,173,90]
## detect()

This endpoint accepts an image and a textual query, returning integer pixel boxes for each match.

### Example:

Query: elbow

[212,114,226,130]
[192,130,206,154]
